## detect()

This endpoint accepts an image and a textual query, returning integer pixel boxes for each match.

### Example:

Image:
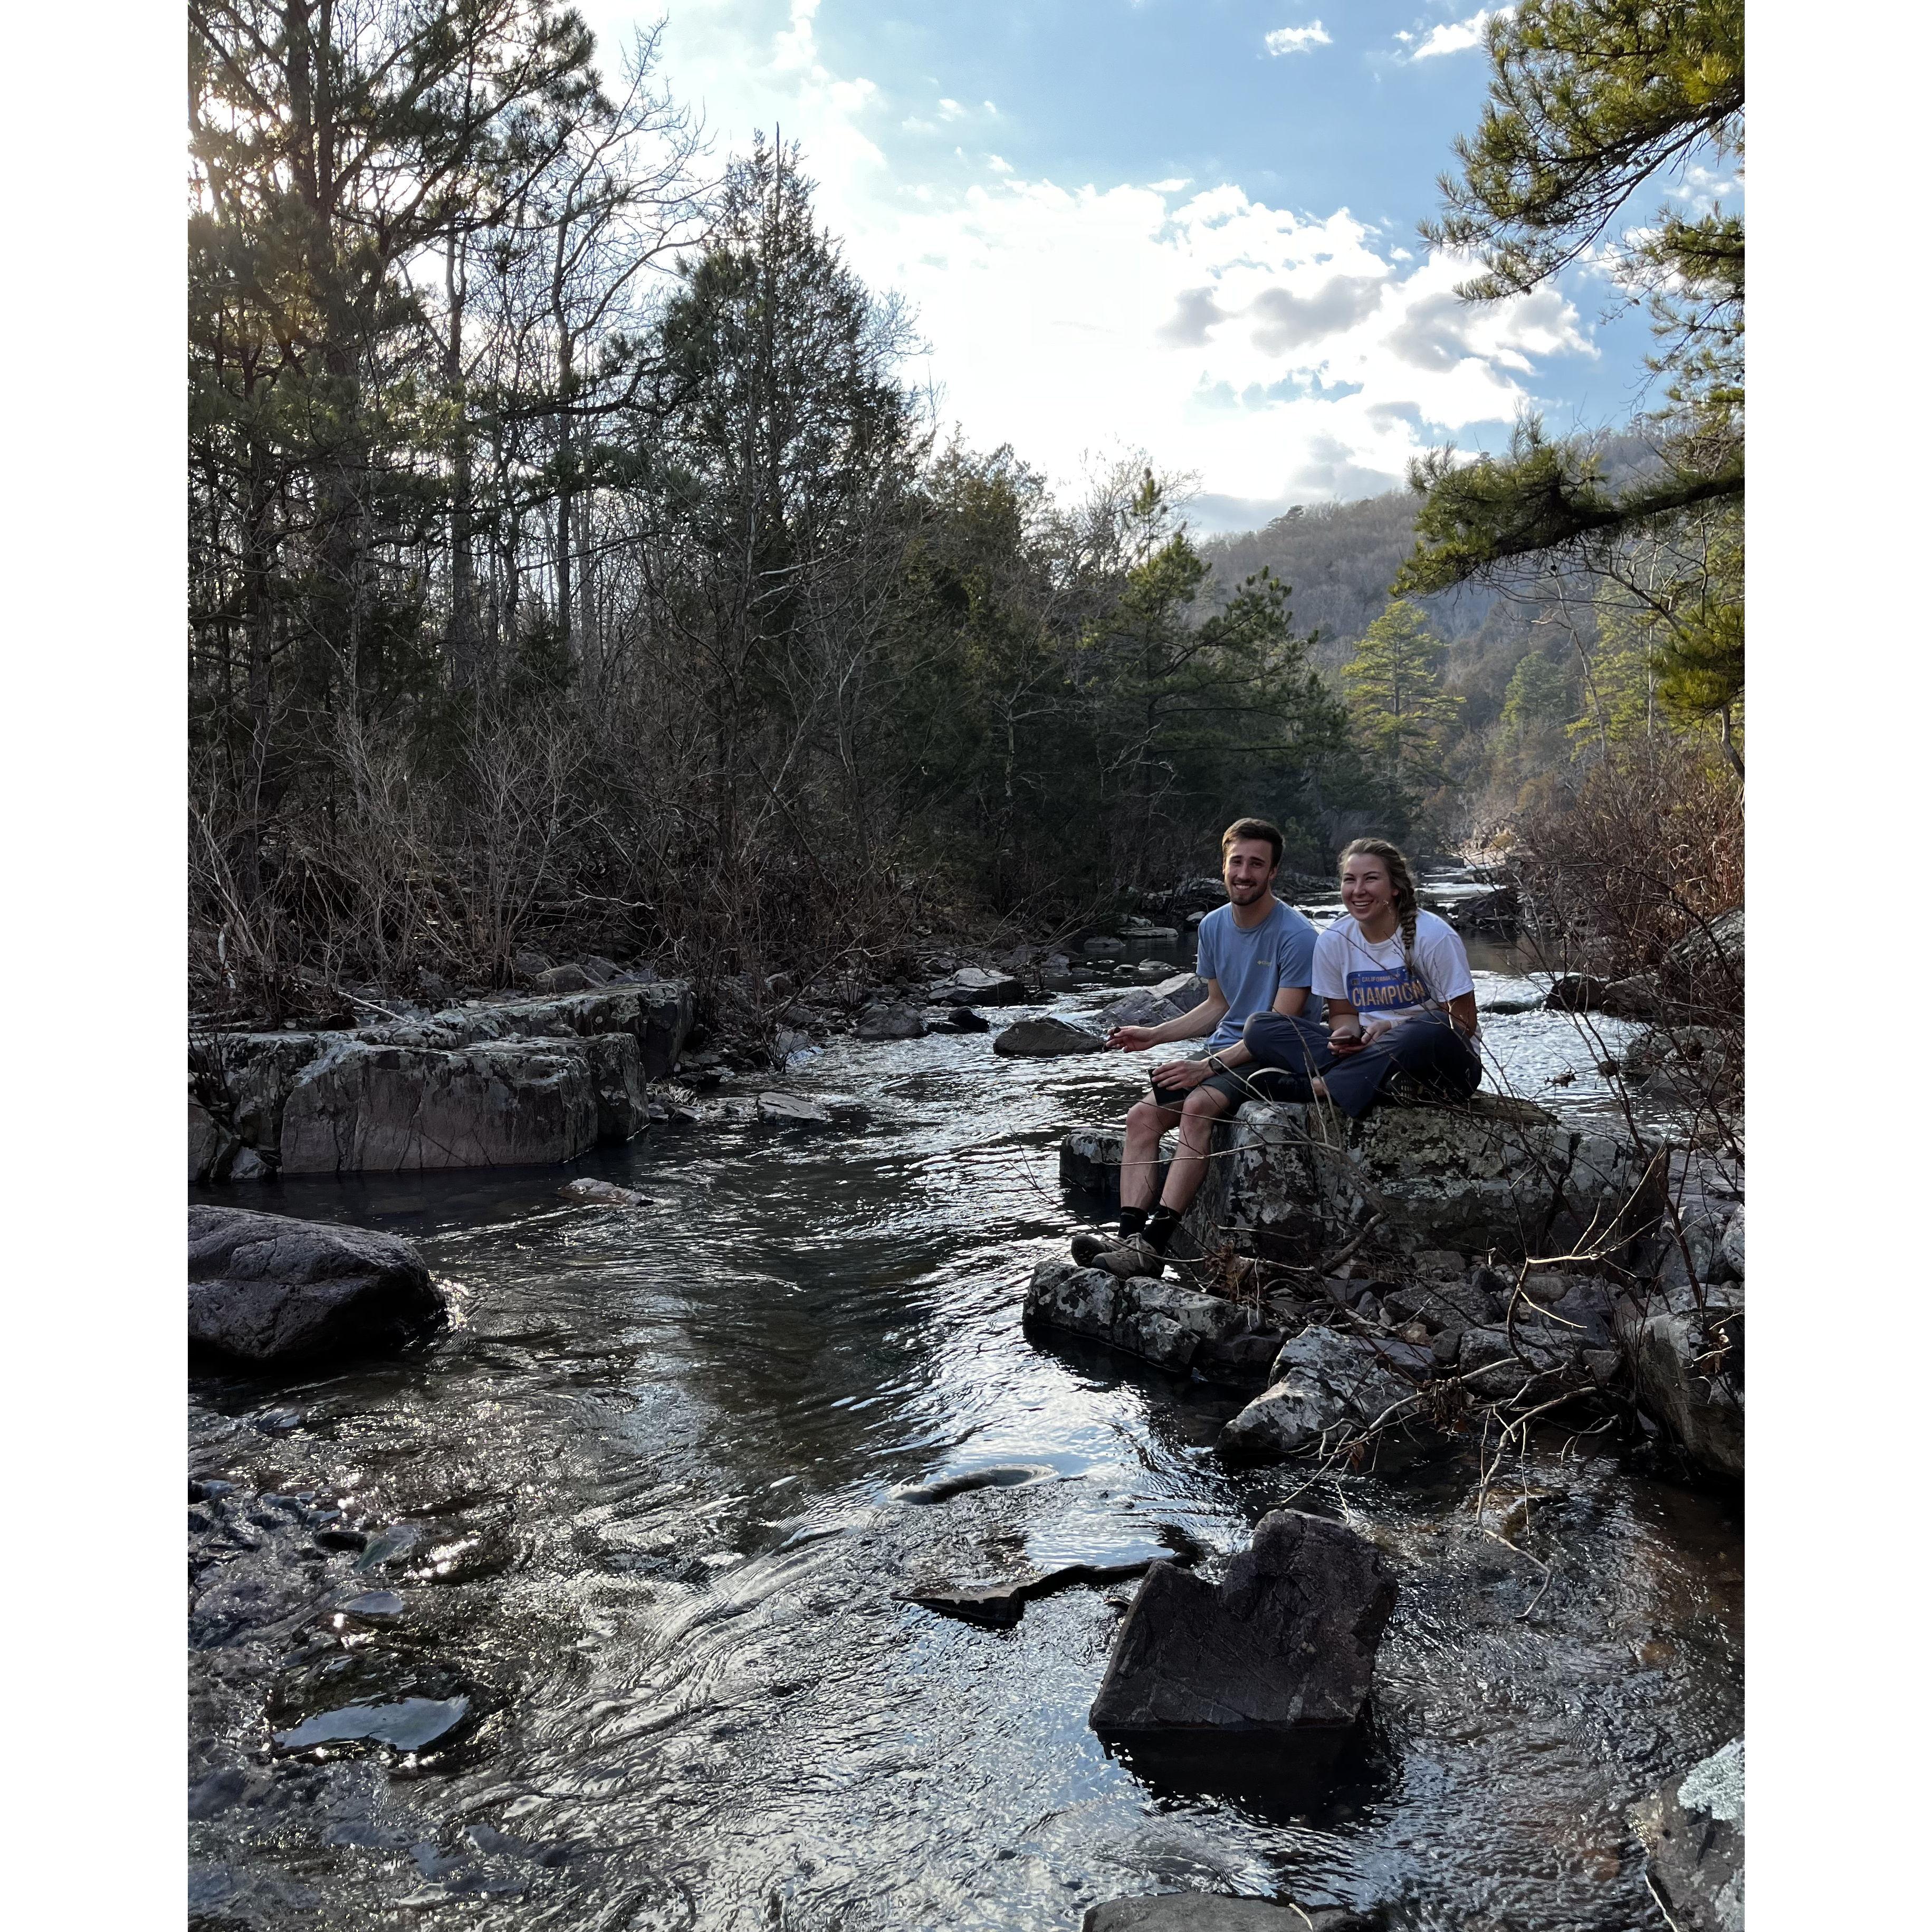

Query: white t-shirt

[1312,908,1475,1031]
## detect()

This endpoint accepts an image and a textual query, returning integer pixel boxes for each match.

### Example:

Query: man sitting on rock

[1075,818,1321,1279]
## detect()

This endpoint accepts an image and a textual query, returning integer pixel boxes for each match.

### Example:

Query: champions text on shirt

[1311,908,1475,1030]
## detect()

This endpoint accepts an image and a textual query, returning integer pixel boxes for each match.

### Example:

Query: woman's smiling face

[1340,852,1395,924]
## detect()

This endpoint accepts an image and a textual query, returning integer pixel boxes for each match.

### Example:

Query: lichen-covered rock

[994,1016,1107,1057]
[1220,1328,1429,1460]
[1629,1737,1744,1931]
[582,1031,649,1143]
[1088,1510,1396,1737]
[1181,1095,1652,1264]
[279,1039,601,1174]
[1023,1259,1280,1383]
[188,1206,445,1364]
[1055,1123,1187,1202]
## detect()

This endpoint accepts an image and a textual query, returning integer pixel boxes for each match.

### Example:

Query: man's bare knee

[1125,1098,1173,1140]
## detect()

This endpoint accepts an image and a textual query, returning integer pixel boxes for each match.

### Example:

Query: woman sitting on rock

[1241,837,1483,1117]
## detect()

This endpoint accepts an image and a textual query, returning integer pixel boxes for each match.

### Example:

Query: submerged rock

[188,1207,445,1365]
[994,1017,1107,1057]
[1629,1737,1744,1931]
[273,1695,470,1755]
[1088,1510,1395,1738]
[1084,1902,1372,1932]
[558,1178,652,1207]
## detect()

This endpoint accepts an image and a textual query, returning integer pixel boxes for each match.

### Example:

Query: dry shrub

[1505,742,1742,1013]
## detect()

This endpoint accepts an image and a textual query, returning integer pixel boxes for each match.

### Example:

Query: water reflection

[190,969,1735,1930]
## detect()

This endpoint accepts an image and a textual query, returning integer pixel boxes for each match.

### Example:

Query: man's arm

[1152,983,1309,1085]
[1107,984,1228,1053]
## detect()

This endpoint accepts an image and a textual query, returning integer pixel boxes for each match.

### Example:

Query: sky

[577,1,1727,532]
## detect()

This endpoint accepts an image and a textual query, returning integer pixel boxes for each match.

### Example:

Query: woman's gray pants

[1241,1009,1480,1119]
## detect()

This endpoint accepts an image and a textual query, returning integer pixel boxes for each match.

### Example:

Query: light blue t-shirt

[1194,898,1319,1049]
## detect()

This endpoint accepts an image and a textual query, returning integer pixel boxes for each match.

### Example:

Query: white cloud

[1408,8,1512,60]
[613,0,1592,511]
[938,97,967,120]
[1264,23,1332,56]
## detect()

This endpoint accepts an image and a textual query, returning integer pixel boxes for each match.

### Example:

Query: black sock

[1143,1206,1181,1253]
[1118,1205,1149,1238]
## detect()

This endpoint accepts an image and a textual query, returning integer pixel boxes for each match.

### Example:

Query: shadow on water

[189,986,1735,1932]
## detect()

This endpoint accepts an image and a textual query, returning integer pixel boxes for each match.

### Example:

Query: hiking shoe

[1093,1239,1166,1280]
[1070,1230,1111,1266]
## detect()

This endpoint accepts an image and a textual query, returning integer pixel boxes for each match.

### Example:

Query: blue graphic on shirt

[1346,966,1431,1014]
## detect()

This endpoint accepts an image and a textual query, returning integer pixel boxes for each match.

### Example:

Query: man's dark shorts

[1149,1051,1312,1112]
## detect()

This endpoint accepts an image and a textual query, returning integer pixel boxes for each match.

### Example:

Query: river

[188,911,1739,1931]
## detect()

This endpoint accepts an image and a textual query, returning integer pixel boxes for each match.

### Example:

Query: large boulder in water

[279,1039,602,1174]
[1629,1738,1744,1931]
[189,985,692,1180]
[188,1206,445,1364]
[1181,1095,1653,1264]
[1089,1510,1395,1739]
[994,1016,1107,1057]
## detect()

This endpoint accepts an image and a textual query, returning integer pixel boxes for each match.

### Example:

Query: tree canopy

[1398,0,1744,764]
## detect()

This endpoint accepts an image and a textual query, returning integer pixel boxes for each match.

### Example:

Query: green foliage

[1426,0,1743,303]
[1403,0,1745,768]
[1342,600,1464,791]
[1501,651,1574,735]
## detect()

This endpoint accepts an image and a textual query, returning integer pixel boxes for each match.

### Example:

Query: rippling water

[188,947,1737,1931]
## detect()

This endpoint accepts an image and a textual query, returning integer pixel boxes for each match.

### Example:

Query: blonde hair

[1337,836,1429,998]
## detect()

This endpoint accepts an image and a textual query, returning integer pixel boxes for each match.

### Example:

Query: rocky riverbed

[188,931,1740,1931]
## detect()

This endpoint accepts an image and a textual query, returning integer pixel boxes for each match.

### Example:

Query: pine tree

[1341,600,1464,789]
[1396,0,1744,768]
